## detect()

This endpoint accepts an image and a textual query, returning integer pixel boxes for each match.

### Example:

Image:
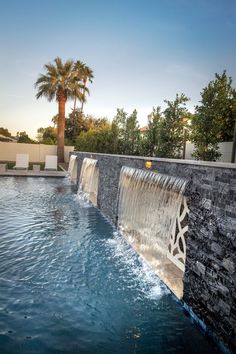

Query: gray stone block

[216,283,230,297]
[219,299,231,316]
[210,242,225,257]
[195,261,206,276]
[222,258,235,274]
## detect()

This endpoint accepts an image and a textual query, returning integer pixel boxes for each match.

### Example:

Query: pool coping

[72,151,236,169]
[0,170,67,177]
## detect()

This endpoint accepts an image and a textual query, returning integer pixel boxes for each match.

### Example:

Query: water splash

[105,231,169,301]
[67,155,77,182]
[77,158,99,206]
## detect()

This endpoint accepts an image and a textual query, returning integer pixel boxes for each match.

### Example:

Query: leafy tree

[191,113,221,161]
[65,110,86,144]
[157,94,190,158]
[65,111,108,144]
[75,124,112,153]
[142,107,162,156]
[36,127,44,142]
[112,109,141,155]
[123,109,141,155]
[211,71,236,141]
[191,71,236,161]
[109,120,120,154]
[37,126,57,144]
[112,109,128,153]
[17,131,36,144]
[84,115,108,130]
[75,130,97,152]
[0,127,12,138]
[191,72,235,160]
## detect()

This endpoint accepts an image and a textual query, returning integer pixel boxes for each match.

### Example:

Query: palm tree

[70,61,93,138]
[78,63,94,114]
[35,57,74,162]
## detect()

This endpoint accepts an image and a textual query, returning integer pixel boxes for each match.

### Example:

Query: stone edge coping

[72,151,236,170]
[0,171,67,177]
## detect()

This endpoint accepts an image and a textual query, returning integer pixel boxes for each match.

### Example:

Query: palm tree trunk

[73,96,77,112]
[57,95,66,163]
[80,79,87,114]
[80,99,84,114]
[73,96,77,137]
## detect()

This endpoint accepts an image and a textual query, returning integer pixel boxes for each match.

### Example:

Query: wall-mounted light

[145,160,152,169]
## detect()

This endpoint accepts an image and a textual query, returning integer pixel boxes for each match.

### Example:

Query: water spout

[78,158,99,206]
[68,155,78,182]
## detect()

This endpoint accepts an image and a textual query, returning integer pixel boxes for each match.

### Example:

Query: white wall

[0,143,74,163]
[218,142,235,163]
[185,142,235,163]
[1,141,235,163]
[185,143,195,160]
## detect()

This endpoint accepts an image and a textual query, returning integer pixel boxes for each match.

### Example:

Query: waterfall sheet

[78,158,99,206]
[118,166,188,257]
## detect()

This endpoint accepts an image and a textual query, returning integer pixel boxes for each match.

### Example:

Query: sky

[0,0,236,138]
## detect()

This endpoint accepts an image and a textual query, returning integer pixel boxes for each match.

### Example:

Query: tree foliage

[124,110,141,155]
[34,68,235,162]
[17,131,36,144]
[142,107,162,156]
[111,109,141,155]
[76,126,113,153]
[35,57,93,162]
[191,71,236,161]
[37,126,57,145]
[66,111,108,145]
[0,127,12,138]
[72,61,94,113]
[74,109,141,155]
[156,94,190,158]
[65,110,87,144]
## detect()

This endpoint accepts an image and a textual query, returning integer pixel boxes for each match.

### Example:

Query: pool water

[0,178,219,354]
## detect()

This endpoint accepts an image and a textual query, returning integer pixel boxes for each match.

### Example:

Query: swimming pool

[0,177,218,353]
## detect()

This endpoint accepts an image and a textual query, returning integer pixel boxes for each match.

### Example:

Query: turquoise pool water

[0,177,219,353]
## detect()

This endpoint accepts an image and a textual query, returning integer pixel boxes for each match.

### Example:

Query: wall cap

[73,151,236,170]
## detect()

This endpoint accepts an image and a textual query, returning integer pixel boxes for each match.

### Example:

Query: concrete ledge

[74,151,236,169]
[33,164,40,172]
[0,170,67,177]
[0,164,7,172]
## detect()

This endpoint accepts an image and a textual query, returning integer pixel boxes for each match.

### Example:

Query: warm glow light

[145,161,152,169]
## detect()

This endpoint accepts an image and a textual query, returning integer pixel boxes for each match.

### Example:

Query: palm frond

[35,57,93,105]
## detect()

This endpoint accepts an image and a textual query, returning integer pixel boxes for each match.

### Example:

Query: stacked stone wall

[74,152,236,352]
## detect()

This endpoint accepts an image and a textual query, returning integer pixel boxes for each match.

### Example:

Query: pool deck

[0,170,67,178]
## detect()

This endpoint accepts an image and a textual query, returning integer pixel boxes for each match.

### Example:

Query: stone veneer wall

[74,151,236,352]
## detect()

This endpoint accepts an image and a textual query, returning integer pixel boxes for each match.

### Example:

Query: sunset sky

[0,0,235,138]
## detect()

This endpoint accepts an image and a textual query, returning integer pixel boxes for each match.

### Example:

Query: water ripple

[0,177,218,354]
